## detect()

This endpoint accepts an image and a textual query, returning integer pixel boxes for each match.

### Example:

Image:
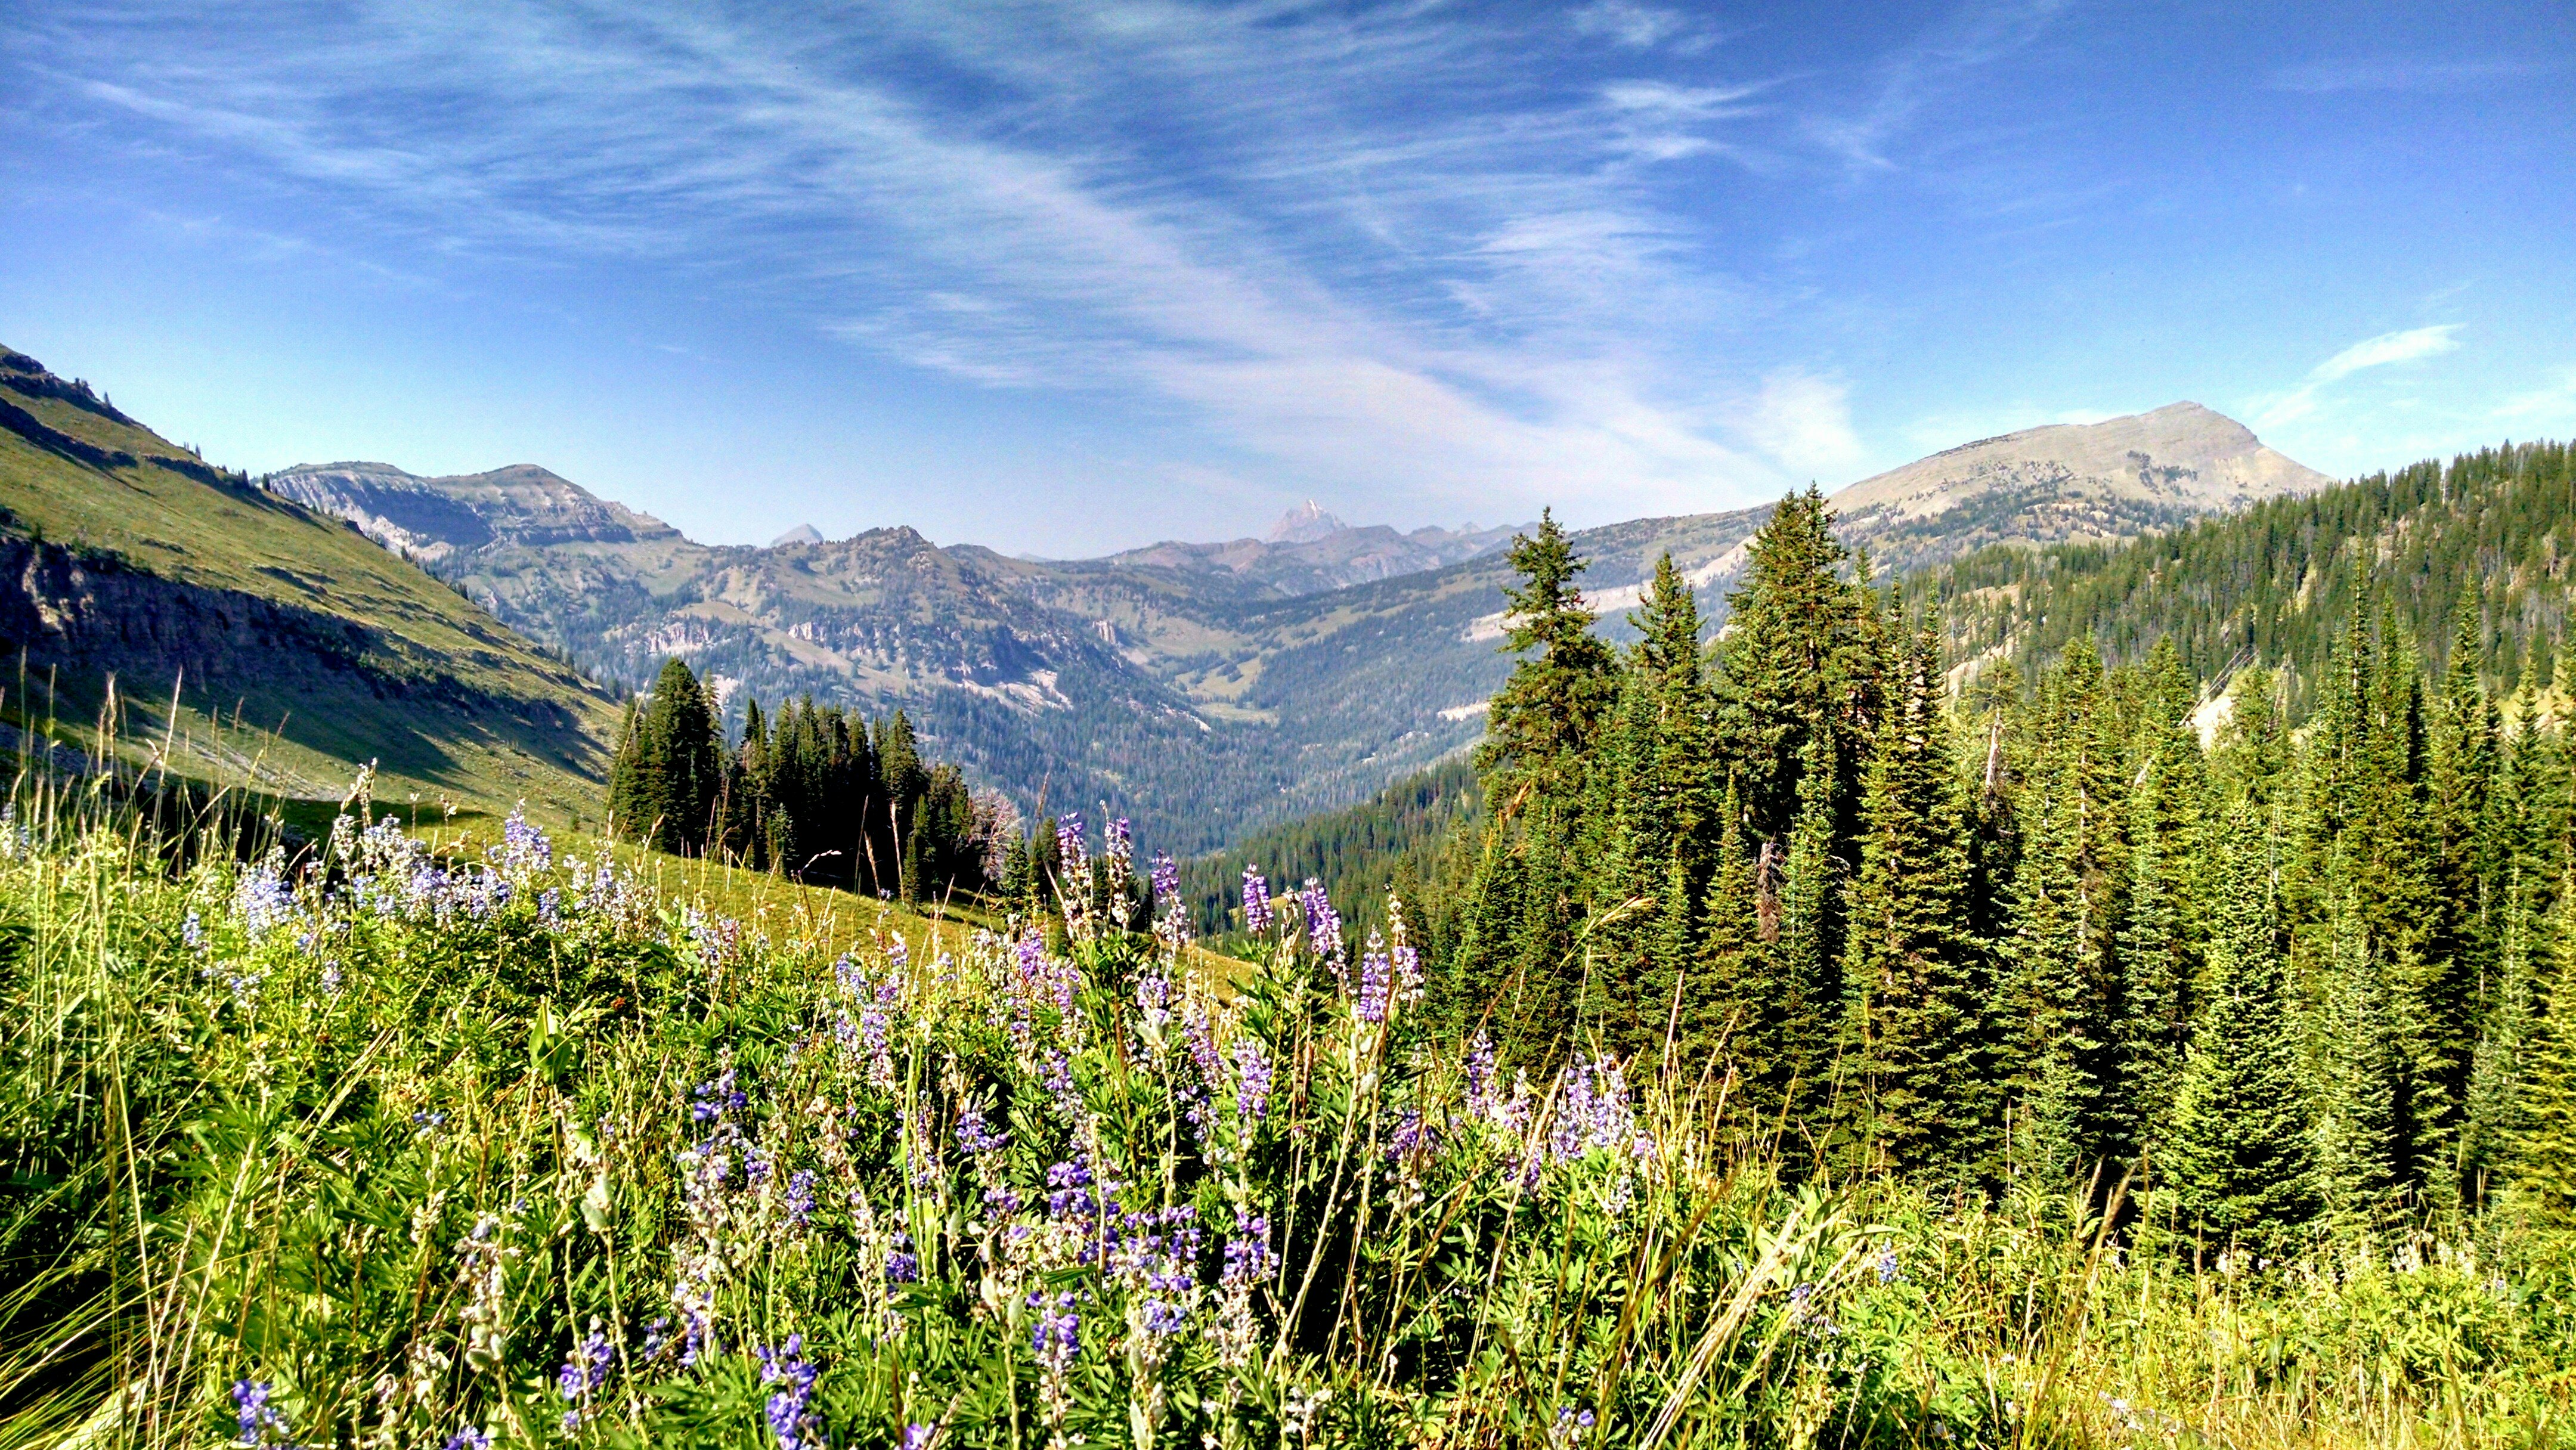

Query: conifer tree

[2462,859,2540,1204]
[2311,872,2404,1231]
[2114,736,2202,1155]
[636,658,722,854]
[1695,782,1767,1093]
[608,696,652,841]
[1454,820,1530,1039]
[1596,552,1714,1048]
[2515,876,2576,1222]
[1773,730,1842,1124]
[1479,509,1617,799]
[1513,804,1581,1062]
[1840,621,1984,1176]
[1998,637,2126,1180]
[1713,488,1876,845]
[2165,811,2315,1256]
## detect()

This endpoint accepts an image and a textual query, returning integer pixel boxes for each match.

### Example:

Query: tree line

[607,659,1010,901]
[1426,472,2576,1249]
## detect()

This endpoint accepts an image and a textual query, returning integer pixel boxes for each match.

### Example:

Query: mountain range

[264,399,2328,851]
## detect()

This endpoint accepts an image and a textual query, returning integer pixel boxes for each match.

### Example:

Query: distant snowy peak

[1266,500,1346,544]
[771,523,825,547]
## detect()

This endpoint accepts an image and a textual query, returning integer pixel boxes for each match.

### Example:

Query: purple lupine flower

[1029,1292,1080,1370]
[556,1328,612,1431]
[232,1380,291,1448]
[956,1104,1007,1155]
[1240,867,1272,933]
[235,867,294,938]
[786,1170,816,1229]
[1103,817,1134,890]
[1045,1157,1097,1220]
[1151,851,1179,906]
[884,1231,922,1284]
[1043,1050,1079,1114]
[1056,814,1088,881]
[1233,1039,1272,1124]
[904,1425,934,1450]
[1387,1108,1433,1159]
[181,910,205,950]
[691,1070,747,1123]
[1465,1033,1499,1118]
[1222,1216,1271,1286]
[1876,1248,1902,1284]
[1392,940,1423,1005]
[756,1336,823,1450]
[493,804,553,874]
[1299,881,1342,966]
[1355,933,1391,1023]
[443,1428,492,1450]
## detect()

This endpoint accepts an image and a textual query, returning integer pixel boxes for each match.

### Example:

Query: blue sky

[4,1,2571,555]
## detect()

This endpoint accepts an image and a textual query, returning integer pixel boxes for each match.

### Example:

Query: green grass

[0,347,621,829]
[1,774,2570,1449]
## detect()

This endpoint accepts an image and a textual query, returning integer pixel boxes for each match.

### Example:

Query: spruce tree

[1596,552,1714,1049]
[1998,637,2126,1181]
[1840,621,1984,1176]
[639,658,722,854]
[2311,871,2404,1231]
[608,696,653,842]
[2165,811,2315,1257]
[1479,509,1617,798]
[2113,737,2201,1157]
[1695,783,1768,1097]
[2515,876,2576,1222]
[1773,730,1841,1126]
[1454,820,1530,1041]
[1713,488,1877,845]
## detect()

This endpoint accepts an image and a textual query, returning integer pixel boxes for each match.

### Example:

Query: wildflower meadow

[1,776,2571,1449]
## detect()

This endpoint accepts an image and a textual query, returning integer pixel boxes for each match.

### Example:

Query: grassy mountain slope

[0,347,620,824]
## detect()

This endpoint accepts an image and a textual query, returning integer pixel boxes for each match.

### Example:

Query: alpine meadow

[9,2,2576,1447]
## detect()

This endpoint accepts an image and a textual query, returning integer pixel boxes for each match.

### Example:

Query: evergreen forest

[607,659,1008,902]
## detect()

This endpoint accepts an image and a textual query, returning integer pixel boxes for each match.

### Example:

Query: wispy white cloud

[16,0,2110,526]
[2254,325,2463,428]
[1734,370,1866,480]
[1807,0,2072,171]
[2496,368,2576,426]
[1571,1,1706,54]
[20,0,1844,520]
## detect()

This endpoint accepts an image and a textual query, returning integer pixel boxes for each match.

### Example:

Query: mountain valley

[261,400,2332,849]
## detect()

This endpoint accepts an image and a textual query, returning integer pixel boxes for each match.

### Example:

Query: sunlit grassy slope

[0,345,620,826]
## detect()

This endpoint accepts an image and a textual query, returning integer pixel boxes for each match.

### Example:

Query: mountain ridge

[262,401,2326,849]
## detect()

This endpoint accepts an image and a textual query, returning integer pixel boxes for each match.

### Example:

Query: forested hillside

[1175,757,1482,947]
[1177,447,2576,1254]
[1934,440,2576,717]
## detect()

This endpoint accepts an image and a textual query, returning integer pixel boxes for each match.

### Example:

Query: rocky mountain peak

[1266,500,1346,544]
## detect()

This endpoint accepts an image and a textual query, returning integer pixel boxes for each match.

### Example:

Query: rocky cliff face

[268,461,682,563]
